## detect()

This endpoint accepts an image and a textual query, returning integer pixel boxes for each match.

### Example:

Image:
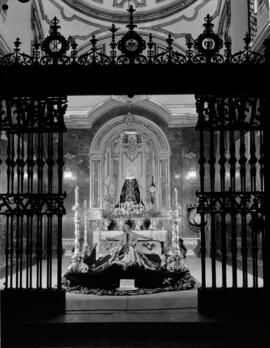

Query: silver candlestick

[72,185,81,260]
[171,205,182,257]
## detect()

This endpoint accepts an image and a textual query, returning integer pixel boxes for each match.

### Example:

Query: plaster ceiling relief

[37,0,223,55]
[50,0,200,24]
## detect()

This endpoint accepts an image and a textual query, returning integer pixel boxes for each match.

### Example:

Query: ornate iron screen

[0,97,67,290]
[0,6,267,66]
[0,5,269,314]
[196,96,266,290]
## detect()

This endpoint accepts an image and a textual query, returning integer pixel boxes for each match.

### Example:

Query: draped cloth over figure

[119,169,142,205]
[120,177,141,204]
[63,224,196,295]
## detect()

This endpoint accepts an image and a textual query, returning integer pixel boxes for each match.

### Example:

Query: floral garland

[62,271,196,296]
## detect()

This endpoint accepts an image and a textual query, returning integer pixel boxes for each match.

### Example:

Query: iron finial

[50,17,61,34]
[127,5,137,31]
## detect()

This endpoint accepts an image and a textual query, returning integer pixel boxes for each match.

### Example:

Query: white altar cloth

[93,230,167,245]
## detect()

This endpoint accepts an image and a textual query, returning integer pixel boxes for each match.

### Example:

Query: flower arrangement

[100,200,160,220]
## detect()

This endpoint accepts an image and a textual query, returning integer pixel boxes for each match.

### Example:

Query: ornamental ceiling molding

[0,33,11,55]
[90,115,171,155]
[48,0,199,24]
[65,97,172,128]
[64,97,197,129]
[37,0,219,53]
[144,0,222,37]
[38,0,108,31]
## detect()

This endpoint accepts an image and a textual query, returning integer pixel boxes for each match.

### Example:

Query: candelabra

[68,186,89,273]
[72,185,81,261]
[82,200,90,257]
[171,189,182,256]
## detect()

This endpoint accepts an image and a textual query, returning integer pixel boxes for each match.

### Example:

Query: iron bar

[251,212,258,288]
[239,130,248,287]
[199,128,206,289]
[10,133,15,194]
[47,131,54,288]
[259,130,264,192]
[5,215,9,289]
[9,215,14,288]
[57,130,64,289]
[250,130,257,192]
[249,129,258,287]
[219,127,227,288]
[209,126,216,288]
[241,208,248,287]
[229,130,237,287]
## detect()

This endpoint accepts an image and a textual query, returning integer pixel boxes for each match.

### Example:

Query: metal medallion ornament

[117,5,146,58]
[194,14,223,57]
[42,17,69,57]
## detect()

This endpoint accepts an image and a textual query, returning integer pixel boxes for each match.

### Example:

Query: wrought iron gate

[0,97,67,313]
[196,95,267,312]
[0,5,269,315]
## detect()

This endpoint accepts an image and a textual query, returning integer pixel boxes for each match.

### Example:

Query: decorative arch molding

[65,97,174,128]
[56,0,199,24]
[89,115,171,215]
[90,115,171,155]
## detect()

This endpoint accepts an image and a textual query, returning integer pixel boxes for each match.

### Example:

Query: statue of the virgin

[120,168,141,205]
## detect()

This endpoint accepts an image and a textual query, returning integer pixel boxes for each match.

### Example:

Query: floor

[2,253,266,347]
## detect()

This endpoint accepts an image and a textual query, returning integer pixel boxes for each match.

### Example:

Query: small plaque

[117,279,137,291]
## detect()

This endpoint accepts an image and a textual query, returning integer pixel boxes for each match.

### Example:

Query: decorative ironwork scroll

[0,6,268,67]
[0,96,67,290]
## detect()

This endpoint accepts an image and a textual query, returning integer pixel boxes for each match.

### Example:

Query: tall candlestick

[83,200,89,254]
[75,185,79,204]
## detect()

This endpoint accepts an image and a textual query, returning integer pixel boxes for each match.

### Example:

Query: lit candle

[163,210,165,230]
[174,187,178,206]
[75,185,79,204]
[84,199,87,242]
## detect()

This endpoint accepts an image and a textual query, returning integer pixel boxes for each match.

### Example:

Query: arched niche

[89,114,171,218]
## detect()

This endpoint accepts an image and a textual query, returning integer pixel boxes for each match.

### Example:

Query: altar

[93,229,167,260]
[93,229,167,245]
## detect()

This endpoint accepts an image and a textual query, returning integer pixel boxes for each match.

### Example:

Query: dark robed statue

[120,169,141,204]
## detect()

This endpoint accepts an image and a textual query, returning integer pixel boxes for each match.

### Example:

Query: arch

[90,115,171,155]
[89,114,171,214]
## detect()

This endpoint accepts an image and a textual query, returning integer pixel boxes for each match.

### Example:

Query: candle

[75,185,79,204]
[163,210,165,230]
[174,187,178,205]
[84,200,87,241]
